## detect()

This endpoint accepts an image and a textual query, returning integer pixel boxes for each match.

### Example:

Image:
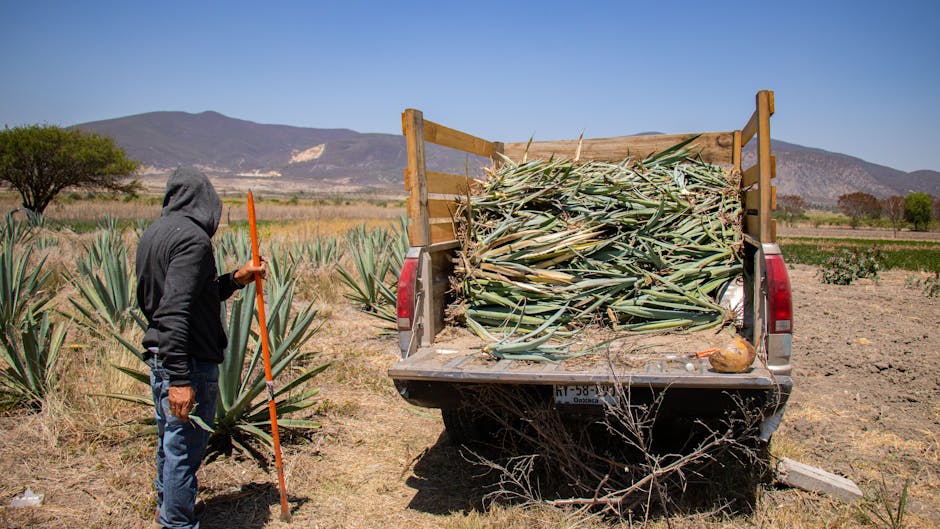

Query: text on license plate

[554,385,619,406]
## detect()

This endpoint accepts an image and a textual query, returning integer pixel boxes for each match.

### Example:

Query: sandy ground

[1,265,938,528]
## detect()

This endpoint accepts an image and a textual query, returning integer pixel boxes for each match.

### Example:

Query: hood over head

[161,167,222,236]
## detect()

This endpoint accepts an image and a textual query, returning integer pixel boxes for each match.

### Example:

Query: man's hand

[234,256,267,287]
[168,385,196,421]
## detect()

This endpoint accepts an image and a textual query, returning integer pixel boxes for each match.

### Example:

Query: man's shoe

[152,500,204,527]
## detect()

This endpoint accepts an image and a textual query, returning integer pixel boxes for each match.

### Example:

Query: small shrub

[906,271,940,298]
[818,247,884,285]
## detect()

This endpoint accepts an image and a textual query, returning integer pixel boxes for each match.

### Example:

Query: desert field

[0,200,938,529]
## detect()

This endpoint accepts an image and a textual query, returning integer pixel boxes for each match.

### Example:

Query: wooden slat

[408,219,457,246]
[742,156,776,187]
[426,240,460,253]
[744,189,758,211]
[423,119,496,158]
[741,109,759,147]
[502,131,736,165]
[428,198,459,219]
[745,186,776,211]
[743,233,761,248]
[429,222,456,244]
[732,130,742,173]
[745,213,760,238]
[748,220,778,248]
[742,163,758,188]
[403,109,430,246]
[427,171,482,195]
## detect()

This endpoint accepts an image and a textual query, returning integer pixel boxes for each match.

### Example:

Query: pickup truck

[388,90,792,445]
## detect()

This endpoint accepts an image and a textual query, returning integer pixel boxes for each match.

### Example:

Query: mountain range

[76,111,939,204]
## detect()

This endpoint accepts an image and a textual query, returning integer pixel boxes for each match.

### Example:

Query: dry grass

[0,193,405,230]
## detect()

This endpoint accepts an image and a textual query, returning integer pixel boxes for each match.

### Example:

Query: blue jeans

[150,356,219,529]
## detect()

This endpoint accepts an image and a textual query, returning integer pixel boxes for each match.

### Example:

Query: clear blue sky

[1,0,938,172]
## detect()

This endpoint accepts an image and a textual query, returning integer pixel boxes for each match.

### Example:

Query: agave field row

[0,210,409,462]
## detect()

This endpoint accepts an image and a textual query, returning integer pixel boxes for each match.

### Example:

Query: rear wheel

[441,407,501,446]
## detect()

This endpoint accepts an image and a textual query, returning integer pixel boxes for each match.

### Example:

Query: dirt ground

[778,224,940,242]
[1,264,938,528]
[773,265,940,523]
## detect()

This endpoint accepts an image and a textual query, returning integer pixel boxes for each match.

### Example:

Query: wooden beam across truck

[401,89,778,247]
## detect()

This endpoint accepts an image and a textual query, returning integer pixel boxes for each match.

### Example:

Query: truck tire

[440,407,501,446]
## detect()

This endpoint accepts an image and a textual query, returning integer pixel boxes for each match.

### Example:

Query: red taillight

[765,253,792,334]
[397,257,418,331]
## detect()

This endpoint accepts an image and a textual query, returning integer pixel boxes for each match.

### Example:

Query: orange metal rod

[247,191,291,523]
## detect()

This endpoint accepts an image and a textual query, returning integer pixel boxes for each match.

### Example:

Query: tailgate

[388,345,780,390]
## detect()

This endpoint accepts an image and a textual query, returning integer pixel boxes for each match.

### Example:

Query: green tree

[0,125,140,214]
[904,192,932,231]
[837,192,881,228]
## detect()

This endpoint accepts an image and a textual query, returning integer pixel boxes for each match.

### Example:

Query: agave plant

[336,218,409,326]
[0,217,63,410]
[77,216,124,274]
[107,251,327,464]
[213,229,251,270]
[210,275,326,461]
[289,235,344,270]
[0,237,54,333]
[70,217,141,333]
[0,310,69,410]
[0,209,48,246]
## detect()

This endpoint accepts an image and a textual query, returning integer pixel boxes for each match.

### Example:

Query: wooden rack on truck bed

[389,90,791,436]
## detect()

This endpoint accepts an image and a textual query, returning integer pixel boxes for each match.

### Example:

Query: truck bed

[389,326,781,390]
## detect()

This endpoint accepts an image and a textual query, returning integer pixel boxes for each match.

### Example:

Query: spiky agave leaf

[0,311,69,410]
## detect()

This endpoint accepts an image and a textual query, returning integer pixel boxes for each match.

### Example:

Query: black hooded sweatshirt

[136,167,244,386]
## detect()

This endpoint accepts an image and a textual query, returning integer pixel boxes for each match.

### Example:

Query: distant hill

[743,140,940,205]
[75,111,487,190]
[76,111,939,202]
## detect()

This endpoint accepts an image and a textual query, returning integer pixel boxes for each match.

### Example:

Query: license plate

[554,385,619,406]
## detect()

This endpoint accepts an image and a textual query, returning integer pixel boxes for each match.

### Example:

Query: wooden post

[402,109,430,247]
[776,457,863,502]
[756,90,775,242]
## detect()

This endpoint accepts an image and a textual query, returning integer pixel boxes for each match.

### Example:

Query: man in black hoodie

[136,167,265,529]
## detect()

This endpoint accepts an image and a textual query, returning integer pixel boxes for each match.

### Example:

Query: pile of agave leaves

[452,139,744,361]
